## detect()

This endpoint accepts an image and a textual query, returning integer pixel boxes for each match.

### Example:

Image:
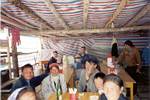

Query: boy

[11,64,48,92]
[94,72,105,94]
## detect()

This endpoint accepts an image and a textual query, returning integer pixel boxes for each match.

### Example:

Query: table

[101,66,136,100]
[48,92,99,100]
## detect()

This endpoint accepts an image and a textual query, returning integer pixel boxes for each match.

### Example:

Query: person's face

[22,68,34,80]
[103,81,122,100]
[85,61,97,74]
[19,92,36,100]
[80,48,86,54]
[124,44,130,50]
[53,52,58,57]
[50,67,59,76]
[75,58,80,62]
[94,78,104,90]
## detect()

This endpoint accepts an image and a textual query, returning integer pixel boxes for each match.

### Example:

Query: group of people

[76,49,127,100]
[8,40,141,100]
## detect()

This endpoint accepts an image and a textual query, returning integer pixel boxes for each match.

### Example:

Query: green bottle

[56,79,62,100]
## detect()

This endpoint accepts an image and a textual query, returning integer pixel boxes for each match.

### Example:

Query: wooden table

[49,92,99,100]
[101,66,136,100]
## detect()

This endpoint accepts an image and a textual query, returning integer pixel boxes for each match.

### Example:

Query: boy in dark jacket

[11,64,48,92]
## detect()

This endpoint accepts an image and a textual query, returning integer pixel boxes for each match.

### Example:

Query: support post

[7,36,12,79]
[11,42,19,77]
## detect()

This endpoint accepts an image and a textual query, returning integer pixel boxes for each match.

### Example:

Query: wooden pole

[44,0,69,30]
[104,0,128,27]
[11,42,19,77]
[21,25,150,36]
[83,0,89,29]
[7,36,12,79]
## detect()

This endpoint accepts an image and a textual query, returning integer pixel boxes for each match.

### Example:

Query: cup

[90,95,99,100]
[70,94,77,100]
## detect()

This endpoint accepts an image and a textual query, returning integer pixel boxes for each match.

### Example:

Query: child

[100,74,127,100]
[16,87,37,100]
[11,64,48,92]
[8,87,37,100]
[94,72,105,95]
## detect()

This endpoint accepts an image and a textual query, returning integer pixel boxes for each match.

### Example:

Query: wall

[41,32,150,65]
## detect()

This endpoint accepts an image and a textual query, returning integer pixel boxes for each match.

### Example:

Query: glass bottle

[56,80,62,100]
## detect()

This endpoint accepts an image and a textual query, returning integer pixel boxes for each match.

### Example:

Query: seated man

[78,54,100,92]
[45,51,62,73]
[41,63,67,100]
[11,64,48,92]
[94,72,105,95]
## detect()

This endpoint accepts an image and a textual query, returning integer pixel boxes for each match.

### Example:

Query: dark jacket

[100,93,127,100]
[45,57,57,73]
[11,73,48,92]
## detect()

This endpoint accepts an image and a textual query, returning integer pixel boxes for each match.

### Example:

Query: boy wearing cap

[41,63,67,100]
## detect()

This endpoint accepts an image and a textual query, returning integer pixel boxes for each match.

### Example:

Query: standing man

[118,40,141,81]
[74,46,87,80]
[78,46,87,57]
[75,46,87,68]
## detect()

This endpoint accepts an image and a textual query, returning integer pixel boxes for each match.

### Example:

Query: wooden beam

[2,8,38,30]
[44,0,69,30]
[105,0,128,28]
[125,4,150,26]
[1,14,31,30]
[9,0,54,29]
[83,0,89,29]
[21,25,150,36]
[21,30,68,37]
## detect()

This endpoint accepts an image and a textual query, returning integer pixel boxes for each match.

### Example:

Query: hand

[136,68,141,74]
[98,89,104,95]
[85,72,90,81]
[85,68,92,80]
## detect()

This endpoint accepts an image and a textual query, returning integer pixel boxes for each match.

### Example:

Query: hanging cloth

[111,22,118,58]
[10,28,21,46]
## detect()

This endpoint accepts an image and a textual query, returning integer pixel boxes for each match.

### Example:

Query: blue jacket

[11,73,48,92]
